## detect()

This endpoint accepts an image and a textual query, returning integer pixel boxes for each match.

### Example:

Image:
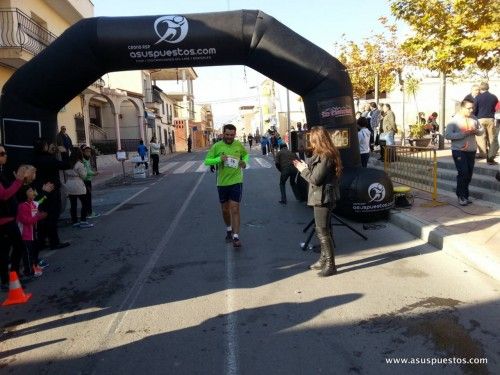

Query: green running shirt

[204,140,249,186]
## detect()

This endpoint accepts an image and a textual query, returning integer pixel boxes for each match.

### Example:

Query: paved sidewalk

[91,148,500,281]
[389,190,500,281]
[386,142,500,280]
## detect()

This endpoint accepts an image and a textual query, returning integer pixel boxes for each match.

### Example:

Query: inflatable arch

[0,10,393,217]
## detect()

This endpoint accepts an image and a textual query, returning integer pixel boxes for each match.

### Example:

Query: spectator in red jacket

[0,145,37,288]
[17,185,51,277]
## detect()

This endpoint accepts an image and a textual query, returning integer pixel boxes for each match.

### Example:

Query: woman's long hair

[68,147,83,168]
[309,126,343,178]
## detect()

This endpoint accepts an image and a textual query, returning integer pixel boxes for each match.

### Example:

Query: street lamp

[286,88,291,145]
[249,85,263,135]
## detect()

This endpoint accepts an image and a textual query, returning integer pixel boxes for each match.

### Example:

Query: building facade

[155,68,197,152]
[1,2,202,155]
[0,0,94,144]
[191,103,214,149]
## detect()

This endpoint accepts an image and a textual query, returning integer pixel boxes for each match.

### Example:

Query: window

[28,12,50,45]
[89,105,102,128]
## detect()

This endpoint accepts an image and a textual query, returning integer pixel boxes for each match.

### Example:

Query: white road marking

[196,162,209,172]
[159,161,180,173]
[225,247,239,375]
[255,157,272,168]
[173,161,197,174]
[103,173,205,336]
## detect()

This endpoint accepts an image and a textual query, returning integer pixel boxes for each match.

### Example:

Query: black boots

[315,227,337,277]
[309,253,325,270]
[319,257,337,277]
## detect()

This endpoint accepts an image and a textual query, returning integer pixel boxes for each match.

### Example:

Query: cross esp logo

[368,183,386,202]
[154,15,188,44]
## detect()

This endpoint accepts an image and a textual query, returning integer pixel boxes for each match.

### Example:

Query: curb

[389,210,500,281]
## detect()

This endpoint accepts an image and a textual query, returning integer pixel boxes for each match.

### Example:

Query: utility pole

[397,70,405,145]
[286,89,291,145]
[439,72,446,150]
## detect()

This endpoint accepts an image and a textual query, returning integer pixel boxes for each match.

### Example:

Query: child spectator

[16,185,49,277]
[137,140,148,169]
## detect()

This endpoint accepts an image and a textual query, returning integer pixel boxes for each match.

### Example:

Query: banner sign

[317,96,355,127]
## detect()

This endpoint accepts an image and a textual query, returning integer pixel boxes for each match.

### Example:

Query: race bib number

[224,156,239,168]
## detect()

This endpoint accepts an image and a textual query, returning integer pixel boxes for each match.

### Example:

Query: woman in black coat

[32,138,71,250]
[293,127,343,277]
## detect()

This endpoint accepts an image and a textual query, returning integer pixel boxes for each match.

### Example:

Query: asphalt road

[1,149,499,375]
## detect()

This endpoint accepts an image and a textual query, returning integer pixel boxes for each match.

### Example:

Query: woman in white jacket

[65,147,93,228]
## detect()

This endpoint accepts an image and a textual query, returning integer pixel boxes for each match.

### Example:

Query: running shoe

[87,212,101,219]
[225,231,233,243]
[79,221,94,228]
[232,237,242,248]
[38,259,49,269]
[33,265,43,277]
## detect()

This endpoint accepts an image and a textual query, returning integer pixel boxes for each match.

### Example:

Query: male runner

[204,124,249,247]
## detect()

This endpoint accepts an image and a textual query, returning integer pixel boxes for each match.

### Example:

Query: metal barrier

[384,145,444,206]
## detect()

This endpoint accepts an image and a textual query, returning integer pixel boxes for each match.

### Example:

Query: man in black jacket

[474,82,499,164]
[275,144,298,204]
[55,126,73,159]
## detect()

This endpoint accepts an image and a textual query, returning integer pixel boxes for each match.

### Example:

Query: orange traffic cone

[2,271,32,306]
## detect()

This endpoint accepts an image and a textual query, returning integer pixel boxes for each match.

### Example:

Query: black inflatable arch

[0,10,393,217]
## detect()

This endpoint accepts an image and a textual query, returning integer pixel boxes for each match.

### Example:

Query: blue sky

[92,0,405,125]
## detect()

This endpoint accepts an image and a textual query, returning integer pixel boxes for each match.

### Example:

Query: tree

[390,0,500,73]
[334,18,415,102]
[390,0,500,147]
[335,38,396,99]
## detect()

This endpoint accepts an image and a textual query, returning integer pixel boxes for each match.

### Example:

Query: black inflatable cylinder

[335,167,394,218]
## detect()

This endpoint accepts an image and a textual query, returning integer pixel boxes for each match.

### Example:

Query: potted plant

[408,123,431,147]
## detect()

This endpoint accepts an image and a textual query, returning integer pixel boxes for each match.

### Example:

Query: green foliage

[336,39,396,98]
[404,75,421,113]
[409,122,427,138]
[404,76,420,97]
[390,0,500,73]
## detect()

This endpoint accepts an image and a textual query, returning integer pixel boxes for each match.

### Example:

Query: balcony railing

[0,9,58,56]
